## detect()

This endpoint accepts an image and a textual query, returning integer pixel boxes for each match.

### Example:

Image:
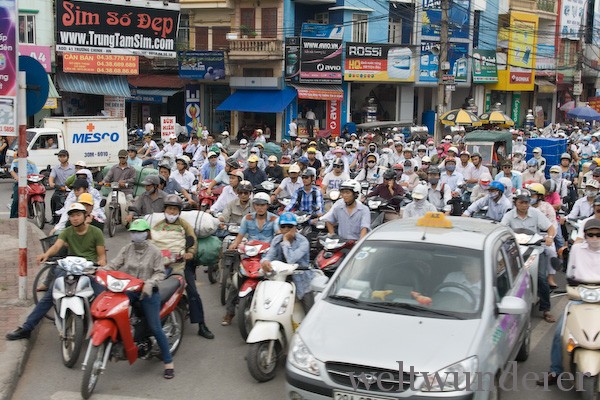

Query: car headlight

[578,287,600,303]
[289,334,320,376]
[421,356,478,392]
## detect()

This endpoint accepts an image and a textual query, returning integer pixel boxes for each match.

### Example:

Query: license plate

[333,390,395,400]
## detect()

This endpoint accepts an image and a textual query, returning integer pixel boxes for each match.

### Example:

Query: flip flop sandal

[164,368,175,379]
[543,312,556,323]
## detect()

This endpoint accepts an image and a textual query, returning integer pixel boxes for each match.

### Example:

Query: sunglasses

[302,176,312,179]
[333,165,342,168]
[238,191,251,195]
[586,232,600,238]
[280,224,295,229]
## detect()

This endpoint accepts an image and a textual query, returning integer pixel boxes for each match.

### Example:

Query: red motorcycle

[197,180,223,211]
[314,234,356,277]
[27,174,47,229]
[236,240,270,340]
[80,270,186,399]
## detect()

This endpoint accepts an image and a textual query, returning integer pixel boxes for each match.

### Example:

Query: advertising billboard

[422,0,470,39]
[179,51,225,79]
[0,0,17,136]
[344,42,416,82]
[419,41,469,83]
[508,13,537,85]
[299,38,343,84]
[472,49,498,83]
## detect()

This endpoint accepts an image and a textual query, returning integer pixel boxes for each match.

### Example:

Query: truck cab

[6,128,65,174]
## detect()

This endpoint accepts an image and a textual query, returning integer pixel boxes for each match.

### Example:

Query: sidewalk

[0,219,45,400]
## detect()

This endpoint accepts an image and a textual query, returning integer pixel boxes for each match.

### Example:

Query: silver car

[286,214,534,400]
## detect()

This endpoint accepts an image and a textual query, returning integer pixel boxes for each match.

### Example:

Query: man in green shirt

[6,203,106,340]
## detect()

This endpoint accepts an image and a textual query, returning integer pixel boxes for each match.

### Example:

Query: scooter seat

[158,277,182,304]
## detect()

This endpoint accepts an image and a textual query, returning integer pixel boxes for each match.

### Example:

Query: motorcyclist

[321,158,350,197]
[399,159,420,192]
[172,155,196,192]
[566,180,599,220]
[522,158,545,184]
[467,152,487,184]
[243,155,267,187]
[158,162,196,206]
[265,155,284,182]
[6,203,106,340]
[323,179,370,240]
[532,147,547,171]
[163,134,183,157]
[219,181,253,225]
[139,134,161,168]
[9,150,38,219]
[574,195,600,243]
[367,169,405,205]
[100,219,175,379]
[102,148,136,200]
[52,178,107,234]
[150,194,214,339]
[272,163,303,202]
[495,160,523,191]
[403,184,437,218]
[285,168,324,216]
[261,212,315,313]
[49,149,75,224]
[462,181,512,221]
[249,147,266,170]
[127,175,168,223]
[230,138,250,166]
[427,167,452,214]
[355,153,384,186]
[210,170,245,214]
[222,192,279,326]
[549,164,571,200]
[205,157,239,196]
[537,218,600,386]
[440,157,464,196]
[511,151,527,173]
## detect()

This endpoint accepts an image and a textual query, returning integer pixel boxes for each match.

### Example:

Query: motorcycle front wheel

[33,202,45,229]
[247,340,281,382]
[220,263,231,306]
[207,263,218,284]
[106,206,117,237]
[237,293,254,340]
[81,340,108,399]
[161,306,185,357]
[62,312,85,368]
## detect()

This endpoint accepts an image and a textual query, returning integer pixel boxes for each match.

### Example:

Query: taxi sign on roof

[416,212,453,228]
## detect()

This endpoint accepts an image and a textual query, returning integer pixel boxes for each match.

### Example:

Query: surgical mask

[429,178,439,185]
[446,165,456,172]
[534,153,541,159]
[550,172,561,181]
[529,197,539,206]
[165,213,179,223]
[414,198,425,206]
[130,232,148,243]
[587,237,600,251]
[528,166,537,173]
[428,145,434,150]
[586,189,599,198]
[490,191,501,200]
[367,161,376,166]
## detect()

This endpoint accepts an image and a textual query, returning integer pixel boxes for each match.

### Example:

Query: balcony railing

[509,0,556,13]
[228,38,283,59]
[537,0,556,12]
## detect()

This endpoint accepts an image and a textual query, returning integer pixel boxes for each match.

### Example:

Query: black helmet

[158,175,167,185]
[514,189,531,202]
[427,166,440,175]
[383,170,397,180]
[164,194,183,210]
[72,178,89,189]
[158,162,171,171]
[226,157,240,169]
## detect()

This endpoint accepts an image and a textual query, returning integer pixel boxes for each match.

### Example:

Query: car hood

[300,300,482,372]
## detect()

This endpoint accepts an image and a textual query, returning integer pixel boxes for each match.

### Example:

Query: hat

[417,144,427,151]
[169,134,177,140]
[142,175,160,186]
[403,147,414,153]
[350,133,357,137]
[594,167,600,177]
[333,148,346,155]
[255,129,263,134]
[394,141,404,146]
[533,147,542,153]
[421,156,431,163]
[412,184,428,200]
[288,164,301,173]
[77,193,94,206]
[448,146,459,154]
[118,149,128,158]
[307,147,317,154]
[268,155,278,162]
[444,135,452,140]
[57,150,69,157]
[309,140,317,146]
[302,167,316,177]
[247,155,260,163]
[584,218,600,231]
[67,203,87,214]
[366,153,377,161]
[281,139,289,144]
[127,146,137,152]
[221,130,230,137]
[74,160,87,167]
[255,142,264,148]
[549,165,561,173]
[393,163,404,170]
[250,147,259,153]
[514,189,532,202]
[240,139,248,145]
[586,180,600,189]
[229,169,244,179]
[207,151,218,158]
[460,150,470,157]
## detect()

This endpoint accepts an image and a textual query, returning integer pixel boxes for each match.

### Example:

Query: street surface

[0,180,586,400]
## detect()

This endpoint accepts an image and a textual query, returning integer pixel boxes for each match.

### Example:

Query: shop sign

[508,13,537,85]
[103,96,125,117]
[511,93,521,124]
[0,0,17,136]
[472,49,497,83]
[63,53,139,75]
[184,84,201,135]
[419,41,469,83]
[56,0,180,58]
[161,116,176,142]
[326,100,341,136]
[560,0,585,40]
[344,42,415,82]
[178,51,225,79]
[18,45,52,72]
[300,23,343,40]
[299,38,342,84]
[295,87,343,101]
[422,0,470,40]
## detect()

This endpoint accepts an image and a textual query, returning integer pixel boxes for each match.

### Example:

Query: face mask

[429,178,439,185]
[529,197,539,206]
[367,161,376,166]
[550,173,561,181]
[490,191,501,200]
[428,145,434,151]
[534,154,541,159]
[130,232,148,243]
[437,149,443,155]
[165,213,179,223]
[414,198,425,206]
[585,190,599,198]
[446,165,456,172]
[587,237,600,251]
[528,166,537,173]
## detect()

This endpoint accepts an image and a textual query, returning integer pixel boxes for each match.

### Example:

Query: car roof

[367,216,509,250]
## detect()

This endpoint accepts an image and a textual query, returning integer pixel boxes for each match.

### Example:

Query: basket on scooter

[40,235,68,258]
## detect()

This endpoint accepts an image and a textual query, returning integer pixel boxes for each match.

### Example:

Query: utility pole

[573,0,587,107]
[435,0,450,144]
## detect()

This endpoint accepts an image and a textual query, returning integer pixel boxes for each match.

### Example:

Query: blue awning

[216,87,296,113]
[57,72,131,98]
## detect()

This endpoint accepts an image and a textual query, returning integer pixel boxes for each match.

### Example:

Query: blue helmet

[488,181,505,193]
[527,158,538,166]
[298,156,309,165]
[278,212,298,226]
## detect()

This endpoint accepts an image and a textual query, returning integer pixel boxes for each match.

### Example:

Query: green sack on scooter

[196,235,221,265]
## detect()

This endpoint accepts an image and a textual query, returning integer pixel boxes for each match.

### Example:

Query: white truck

[6,116,128,176]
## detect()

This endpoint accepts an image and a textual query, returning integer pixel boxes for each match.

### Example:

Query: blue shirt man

[10,157,39,218]
[239,211,279,242]
[285,168,324,215]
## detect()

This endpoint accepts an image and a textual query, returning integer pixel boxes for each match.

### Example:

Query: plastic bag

[196,235,221,265]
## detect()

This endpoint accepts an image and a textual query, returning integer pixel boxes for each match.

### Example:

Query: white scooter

[562,282,600,398]
[514,229,544,305]
[51,256,96,368]
[245,261,320,382]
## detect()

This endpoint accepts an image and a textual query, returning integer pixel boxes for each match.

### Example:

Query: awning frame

[216,87,296,113]
[57,72,131,98]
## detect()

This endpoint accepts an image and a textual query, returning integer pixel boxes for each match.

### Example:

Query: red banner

[326,100,341,136]
[63,53,139,75]
[295,87,343,101]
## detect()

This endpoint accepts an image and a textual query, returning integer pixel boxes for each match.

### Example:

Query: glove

[141,282,154,298]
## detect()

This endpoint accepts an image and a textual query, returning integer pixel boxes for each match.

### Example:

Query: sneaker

[221,314,234,326]
[6,327,31,340]
[198,323,214,339]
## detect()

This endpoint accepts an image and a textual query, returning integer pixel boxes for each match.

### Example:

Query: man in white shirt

[210,171,245,214]
[144,117,154,135]
[272,163,303,201]
[305,108,316,137]
[289,118,298,141]
[456,151,475,179]
[171,156,196,192]
[163,134,183,157]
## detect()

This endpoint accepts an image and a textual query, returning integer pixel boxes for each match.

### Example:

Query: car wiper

[328,294,361,304]
[370,302,465,319]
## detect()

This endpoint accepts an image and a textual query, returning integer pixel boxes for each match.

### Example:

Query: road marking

[530,294,568,350]
[51,392,164,400]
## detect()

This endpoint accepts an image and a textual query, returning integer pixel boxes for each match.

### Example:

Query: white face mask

[587,237,600,251]
[130,232,148,243]
[550,173,561,181]
[165,213,179,223]
[585,189,599,198]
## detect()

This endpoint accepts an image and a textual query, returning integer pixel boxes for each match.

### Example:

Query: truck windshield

[327,241,484,319]
[8,131,36,150]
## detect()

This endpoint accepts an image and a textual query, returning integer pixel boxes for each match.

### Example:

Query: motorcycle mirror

[127,205,139,213]
[100,199,106,208]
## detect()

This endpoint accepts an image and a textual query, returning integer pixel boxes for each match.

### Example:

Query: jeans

[128,291,173,364]
[10,183,18,218]
[183,260,206,325]
[538,252,551,312]
[142,159,158,168]
[22,269,66,331]
[550,315,565,374]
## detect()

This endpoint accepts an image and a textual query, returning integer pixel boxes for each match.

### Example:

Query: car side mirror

[311,274,329,293]
[100,199,106,208]
[497,296,528,315]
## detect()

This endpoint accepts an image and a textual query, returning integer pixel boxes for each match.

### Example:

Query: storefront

[289,85,344,137]
[56,72,130,116]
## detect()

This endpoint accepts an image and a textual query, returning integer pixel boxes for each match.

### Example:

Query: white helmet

[339,179,361,194]
[252,192,271,205]
[176,155,191,166]
[222,130,230,137]
[412,184,429,200]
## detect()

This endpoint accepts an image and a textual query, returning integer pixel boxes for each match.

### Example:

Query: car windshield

[327,241,483,319]
[9,131,36,150]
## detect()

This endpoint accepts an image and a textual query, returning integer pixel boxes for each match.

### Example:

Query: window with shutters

[212,27,229,50]
[241,8,256,35]
[195,26,208,50]
[261,8,277,38]
[352,14,368,43]
[19,15,35,44]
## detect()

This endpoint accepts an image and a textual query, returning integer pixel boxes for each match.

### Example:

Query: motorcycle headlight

[111,182,120,189]
[296,215,309,224]
[277,296,290,315]
[229,225,240,234]
[289,335,321,376]
[578,287,600,303]
[421,356,478,392]
[315,221,326,230]
[368,200,381,209]
[107,275,130,293]
[244,245,260,257]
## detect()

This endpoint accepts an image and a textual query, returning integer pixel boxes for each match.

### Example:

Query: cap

[229,169,244,179]
[584,218,600,231]
[247,155,260,163]
[240,139,248,145]
[176,155,191,165]
[250,147,259,153]
[281,139,289,144]
[127,146,137,152]
[255,142,264,148]
[393,163,404,170]
[207,151,218,159]
[533,147,542,153]
[448,146,459,154]
[514,189,532,202]
[412,184,428,200]
[309,141,317,146]
[142,175,161,186]
[366,153,378,161]
[221,130,229,137]
[288,164,301,173]
[118,149,128,158]
[302,167,317,177]
[460,150,470,157]
[74,160,86,167]
[57,150,69,157]
[169,134,177,140]
[586,180,600,189]
[307,147,317,154]
[255,129,263,134]
[549,165,561,173]
[417,144,427,151]
[268,155,278,162]
[444,135,452,140]
[67,203,87,214]
[421,156,431,163]
[77,193,94,206]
